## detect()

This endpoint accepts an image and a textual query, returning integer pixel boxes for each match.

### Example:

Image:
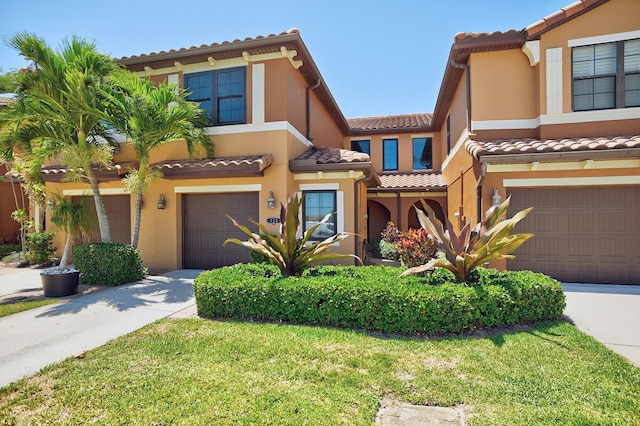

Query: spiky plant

[400,196,533,283]
[50,195,95,269]
[225,195,360,277]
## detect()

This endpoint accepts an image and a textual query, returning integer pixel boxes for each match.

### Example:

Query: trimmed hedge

[0,244,21,259]
[73,242,146,286]
[194,264,566,335]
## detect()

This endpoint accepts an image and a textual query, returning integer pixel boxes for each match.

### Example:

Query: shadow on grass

[35,270,202,317]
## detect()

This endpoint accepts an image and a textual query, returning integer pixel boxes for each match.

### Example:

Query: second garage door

[183,193,259,270]
[507,187,640,284]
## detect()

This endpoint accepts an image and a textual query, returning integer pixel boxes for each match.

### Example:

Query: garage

[183,193,259,269]
[75,195,131,245]
[507,187,640,284]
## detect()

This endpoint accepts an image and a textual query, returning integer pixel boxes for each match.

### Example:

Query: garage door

[183,193,259,269]
[507,187,640,284]
[75,195,131,245]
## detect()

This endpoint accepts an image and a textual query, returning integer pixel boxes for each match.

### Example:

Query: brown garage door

[507,187,640,284]
[74,195,131,245]
[183,193,259,269]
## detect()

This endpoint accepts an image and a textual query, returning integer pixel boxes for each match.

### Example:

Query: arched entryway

[367,200,390,241]
[407,199,447,230]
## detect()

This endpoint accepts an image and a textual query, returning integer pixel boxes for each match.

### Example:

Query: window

[412,137,433,170]
[303,191,337,240]
[184,67,246,125]
[382,138,398,171]
[351,140,370,155]
[572,38,640,111]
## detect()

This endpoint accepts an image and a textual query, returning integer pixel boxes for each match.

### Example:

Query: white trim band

[174,184,262,194]
[568,30,640,47]
[503,176,640,187]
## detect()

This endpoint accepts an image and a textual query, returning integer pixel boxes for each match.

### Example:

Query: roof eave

[477,147,640,163]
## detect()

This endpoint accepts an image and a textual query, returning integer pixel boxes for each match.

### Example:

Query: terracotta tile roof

[453,30,526,45]
[526,0,608,38]
[292,146,370,164]
[119,29,351,136]
[348,114,432,133]
[378,173,446,190]
[120,28,300,63]
[40,163,135,182]
[151,154,273,179]
[466,135,640,160]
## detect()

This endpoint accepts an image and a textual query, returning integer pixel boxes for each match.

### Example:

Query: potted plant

[41,195,95,297]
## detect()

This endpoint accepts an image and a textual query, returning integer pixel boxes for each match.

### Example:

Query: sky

[1,0,572,119]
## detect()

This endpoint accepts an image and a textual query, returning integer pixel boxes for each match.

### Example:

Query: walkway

[0,269,200,388]
[563,283,640,368]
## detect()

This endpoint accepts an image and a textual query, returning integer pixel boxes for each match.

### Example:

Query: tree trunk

[131,192,143,249]
[87,168,111,242]
[59,235,72,269]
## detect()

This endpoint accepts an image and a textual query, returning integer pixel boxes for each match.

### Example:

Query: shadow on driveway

[35,270,202,317]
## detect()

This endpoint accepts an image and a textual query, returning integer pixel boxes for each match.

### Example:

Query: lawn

[0,298,58,318]
[0,319,638,425]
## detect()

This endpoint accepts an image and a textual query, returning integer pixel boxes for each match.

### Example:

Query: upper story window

[303,190,337,240]
[184,67,246,125]
[572,39,640,111]
[382,138,398,171]
[351,140,370,155]
[412,137,433,170]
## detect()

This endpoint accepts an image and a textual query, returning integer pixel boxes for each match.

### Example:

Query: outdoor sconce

[491,188,502,207]
[267,191,276,209]
[46,197,55,211]
[157,194,166,210]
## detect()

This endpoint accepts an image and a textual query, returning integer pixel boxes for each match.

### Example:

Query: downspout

[306,80,321,142]
[449,44,472,134]
[354,170,376,265]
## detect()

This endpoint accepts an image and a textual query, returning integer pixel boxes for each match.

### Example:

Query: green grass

[0,320,638,425]
[0,298,58,318]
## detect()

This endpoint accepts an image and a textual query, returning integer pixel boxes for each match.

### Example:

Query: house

[42,29,378,270]
[426,0,640,285]
[41,0,639,284]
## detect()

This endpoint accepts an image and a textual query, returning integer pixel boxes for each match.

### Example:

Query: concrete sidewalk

[563,283,640,368]
[0,269,201,388]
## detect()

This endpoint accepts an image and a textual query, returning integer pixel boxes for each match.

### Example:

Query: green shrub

[395,228,435,268]
[0,244,21,259]
[379,240,398,260]
[73,242,146,286]
[194,265,565,335]
[25,232,56,266]
[368,239,382,258]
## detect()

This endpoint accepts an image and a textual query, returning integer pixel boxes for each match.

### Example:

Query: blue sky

[1,1,571,118]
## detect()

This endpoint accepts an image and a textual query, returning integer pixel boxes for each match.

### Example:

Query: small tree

[50,194,95,269]
[400,196,533,283]
[225,195,360,277]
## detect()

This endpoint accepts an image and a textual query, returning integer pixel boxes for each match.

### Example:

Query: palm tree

[4,33,118,242]
[104,71,213,249]
[50,194,95,269]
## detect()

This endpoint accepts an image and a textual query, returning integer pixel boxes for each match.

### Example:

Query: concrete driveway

[563,283,640,368]
[0,269,201,388]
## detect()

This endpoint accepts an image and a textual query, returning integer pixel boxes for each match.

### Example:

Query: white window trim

[251,63,265,124]
[568,30,640,47]
[296,187,344,245]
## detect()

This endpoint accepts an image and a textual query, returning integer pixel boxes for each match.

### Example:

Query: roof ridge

[119,29,300,61]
